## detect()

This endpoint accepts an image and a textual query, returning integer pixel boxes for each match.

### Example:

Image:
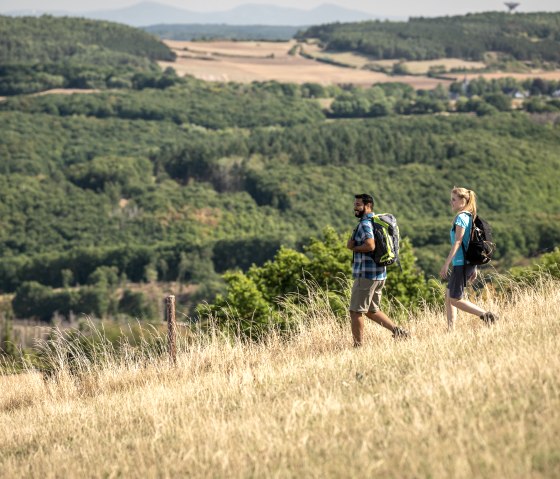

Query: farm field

[160,40,560,89]
[300,44,487,74]
[160,40,451,89]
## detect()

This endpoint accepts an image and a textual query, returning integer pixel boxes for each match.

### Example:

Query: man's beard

[354,209,365,218]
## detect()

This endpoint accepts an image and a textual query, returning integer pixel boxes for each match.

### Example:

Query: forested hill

[0,16,174,62]
[0,16,175,95]
[297,12,560,63]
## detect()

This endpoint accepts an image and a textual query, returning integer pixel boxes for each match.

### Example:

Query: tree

[197,228,433,341]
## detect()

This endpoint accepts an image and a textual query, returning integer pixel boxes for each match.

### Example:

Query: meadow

[1,277,559,478]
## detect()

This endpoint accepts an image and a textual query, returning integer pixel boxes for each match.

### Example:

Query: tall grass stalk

[1,277,559,478]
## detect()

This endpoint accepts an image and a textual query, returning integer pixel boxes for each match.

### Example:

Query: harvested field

[163,41,560,89]
[167,40,298,58]
[402,58,487,74]
[162,40,451,89]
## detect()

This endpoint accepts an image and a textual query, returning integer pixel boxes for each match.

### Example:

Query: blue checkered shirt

[352,212,387,280]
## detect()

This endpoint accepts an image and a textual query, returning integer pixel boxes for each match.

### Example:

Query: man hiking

[347,193,409,346]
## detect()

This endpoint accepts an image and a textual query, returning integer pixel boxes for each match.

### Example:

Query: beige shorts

[349,278,385,313]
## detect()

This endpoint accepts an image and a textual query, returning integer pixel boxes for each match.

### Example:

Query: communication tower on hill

[504,2,520,12]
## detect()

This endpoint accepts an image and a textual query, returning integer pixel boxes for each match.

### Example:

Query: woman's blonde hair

[451,186,477,218]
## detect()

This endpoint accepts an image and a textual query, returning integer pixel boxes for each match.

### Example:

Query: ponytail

[452,186,477,218]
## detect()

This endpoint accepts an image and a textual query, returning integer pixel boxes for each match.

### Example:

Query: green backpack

[369,213,401,267]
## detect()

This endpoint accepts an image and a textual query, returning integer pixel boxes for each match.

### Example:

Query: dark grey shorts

[447,265,477,299]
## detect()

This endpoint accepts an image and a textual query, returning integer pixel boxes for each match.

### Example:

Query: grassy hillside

[297,12,560,65]
[1,278,559,477]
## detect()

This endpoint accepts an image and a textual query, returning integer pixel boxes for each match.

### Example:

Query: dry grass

[161,40,560,90]
[1,278,559,478]
[300,46,486,74]
[401,59,487,74]
[166,40,298,58]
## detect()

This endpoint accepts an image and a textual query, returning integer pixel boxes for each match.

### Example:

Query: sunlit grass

[1,277,559,478]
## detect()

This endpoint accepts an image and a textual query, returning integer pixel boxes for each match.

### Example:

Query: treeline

[0,15,175,95]
[450,77,560,97]
[0,81,325,129]
[328,80,560,118]
[11,76,556,125]
[297,12,560,63]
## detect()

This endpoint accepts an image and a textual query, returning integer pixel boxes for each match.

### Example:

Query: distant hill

[143,24,302,41]
[0,15,174,63]
[0,15,176,95]
[4,2,384,27]
[297,12,560,64]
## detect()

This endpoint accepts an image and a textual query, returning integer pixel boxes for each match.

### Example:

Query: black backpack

[463,214,496,265]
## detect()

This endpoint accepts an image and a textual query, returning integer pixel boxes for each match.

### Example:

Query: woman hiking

[439,187,498,330]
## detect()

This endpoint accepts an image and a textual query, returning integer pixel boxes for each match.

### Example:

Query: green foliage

[297,13,560,64]
[0,82,324,128]
[510,248,560,283]
[0,15,175,95]
[198,228,432,340]
[383,238,435,307]
[0,16,174,63]
[198,271,274,341]
[118,290,157,319]
[1,106,560,299]
[11,281,114,321]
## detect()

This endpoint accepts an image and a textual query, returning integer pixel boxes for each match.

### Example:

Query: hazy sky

[1,0,558,16]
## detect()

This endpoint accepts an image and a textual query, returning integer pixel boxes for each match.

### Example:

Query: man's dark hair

[355,193,374,207]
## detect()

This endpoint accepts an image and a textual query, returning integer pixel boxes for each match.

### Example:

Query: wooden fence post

[166,295,177,365]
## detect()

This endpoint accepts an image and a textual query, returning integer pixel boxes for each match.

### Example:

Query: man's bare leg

[350,311,365,346]
[365,310,397,332]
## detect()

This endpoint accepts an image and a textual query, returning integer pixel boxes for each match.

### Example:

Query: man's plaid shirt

[352,212,387,280]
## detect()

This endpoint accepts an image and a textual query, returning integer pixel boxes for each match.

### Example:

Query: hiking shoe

[392,327,410,339]
[480,312,498,325]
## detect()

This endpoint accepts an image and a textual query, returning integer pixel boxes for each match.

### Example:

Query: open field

[2,278,559,478]
[300,44,487,74]
[400,59,487,74]
[161,40,451,89]
[167,40,299,58]
[161,40,560,88]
